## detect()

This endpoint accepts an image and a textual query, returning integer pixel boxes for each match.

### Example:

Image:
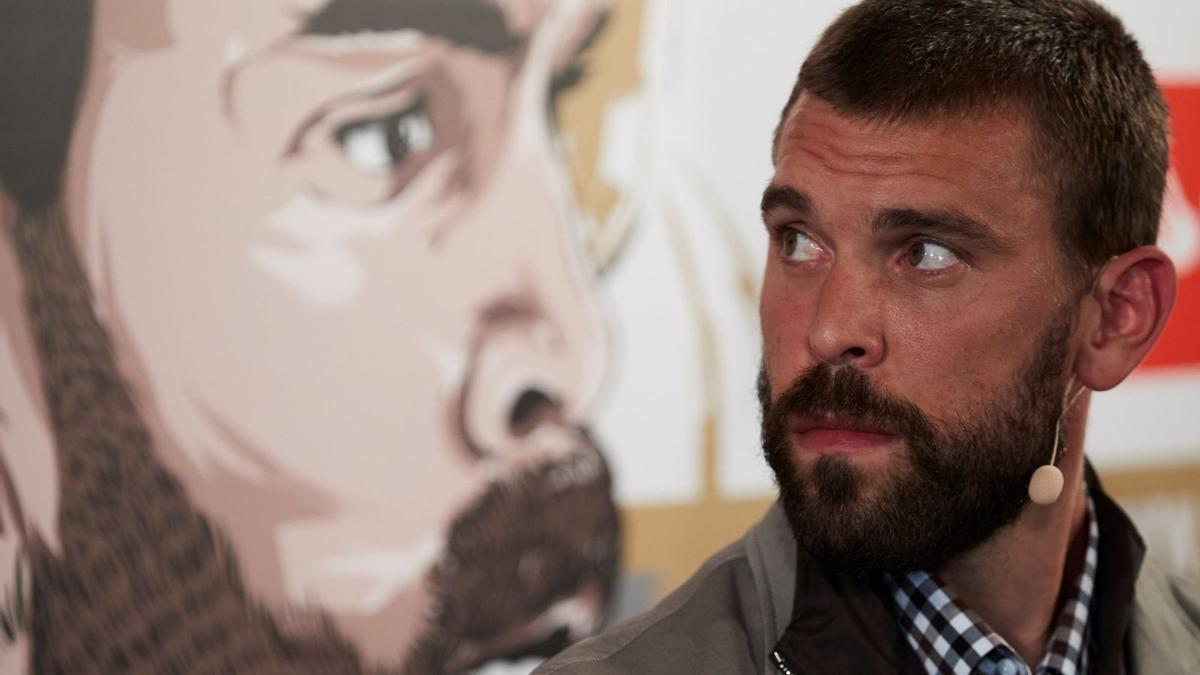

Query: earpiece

[1028,377,1087,505]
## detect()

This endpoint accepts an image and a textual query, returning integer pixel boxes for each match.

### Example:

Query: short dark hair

[775,0,1170,274]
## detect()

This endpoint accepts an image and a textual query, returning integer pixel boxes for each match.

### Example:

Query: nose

[806,261,885,369]
[463,295,604,465]
[457,101,608,467]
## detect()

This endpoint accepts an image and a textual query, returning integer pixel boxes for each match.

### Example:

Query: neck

[939,407,1090,666]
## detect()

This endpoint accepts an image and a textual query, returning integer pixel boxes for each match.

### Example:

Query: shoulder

[1128,557,1200,674]
[538,503,797,675]
[1132,557,1200,629]
[535,541,763,675]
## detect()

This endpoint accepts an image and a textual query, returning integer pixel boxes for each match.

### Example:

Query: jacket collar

[1086,463,1145,675]
[746,502,921,674]
[741,502,798,668]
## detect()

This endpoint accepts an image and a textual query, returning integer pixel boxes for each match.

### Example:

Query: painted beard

[12,204,619,674]
[758,313,1073,579]
[403,437,619,673]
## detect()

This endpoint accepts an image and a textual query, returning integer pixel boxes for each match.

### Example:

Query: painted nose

[462,297,605,467]
[456,147,607,466]
[453,37,610,466]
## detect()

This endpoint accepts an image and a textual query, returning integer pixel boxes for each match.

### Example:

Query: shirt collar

[885,492,1100,675]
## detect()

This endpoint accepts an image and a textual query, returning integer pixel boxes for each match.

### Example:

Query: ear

[1074,246,1176,391]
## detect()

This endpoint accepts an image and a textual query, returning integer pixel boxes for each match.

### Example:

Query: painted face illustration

[52,0,620,669]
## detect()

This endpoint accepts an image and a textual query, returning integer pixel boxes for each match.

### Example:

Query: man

[539,1,1200,673]
[0,0,621,672]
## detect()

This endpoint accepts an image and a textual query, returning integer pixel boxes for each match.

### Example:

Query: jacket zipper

[771,650,796,675]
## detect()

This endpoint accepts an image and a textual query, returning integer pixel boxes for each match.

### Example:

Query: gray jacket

[538,500,1200,674]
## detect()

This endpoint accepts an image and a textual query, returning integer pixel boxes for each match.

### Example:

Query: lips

[790,413,899,455]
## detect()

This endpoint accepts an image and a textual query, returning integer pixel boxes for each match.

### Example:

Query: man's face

[63,0,616,668]
[759,96,1079,576]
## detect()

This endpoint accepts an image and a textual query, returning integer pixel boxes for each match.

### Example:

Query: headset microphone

[1028,378,1087,505]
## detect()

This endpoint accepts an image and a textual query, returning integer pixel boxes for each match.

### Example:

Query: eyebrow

[872,208,1013,254]
[762,185,1013,254]
[760,185,814,218]
[301,0,525,54]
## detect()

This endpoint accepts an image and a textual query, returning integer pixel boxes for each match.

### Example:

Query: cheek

[886,295,1046,410]
[758,268,815,389]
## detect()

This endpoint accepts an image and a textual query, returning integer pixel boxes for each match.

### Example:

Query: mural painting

[0,1,639,672]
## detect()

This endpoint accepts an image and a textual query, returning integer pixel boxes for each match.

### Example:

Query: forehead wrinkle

[780,120,994,184]
[778,100,1035,190]
[777,121,1046,244]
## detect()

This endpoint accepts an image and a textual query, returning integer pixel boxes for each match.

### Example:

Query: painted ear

[1075,246,1177,391]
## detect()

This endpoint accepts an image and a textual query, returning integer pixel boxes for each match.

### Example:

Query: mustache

[760,363,939,449]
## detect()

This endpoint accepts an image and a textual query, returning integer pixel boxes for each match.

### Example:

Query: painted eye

[782,229,824,262]
[904,241,959,271]
[335,98,435,176]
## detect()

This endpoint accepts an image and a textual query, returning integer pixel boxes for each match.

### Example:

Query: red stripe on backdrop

[1142,82,1200,370]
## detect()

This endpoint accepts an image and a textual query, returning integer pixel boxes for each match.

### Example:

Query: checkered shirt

[886,494,1099,675]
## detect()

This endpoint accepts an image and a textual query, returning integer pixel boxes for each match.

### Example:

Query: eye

[781,229,824,262]
[334,98,435,176]
[903,240,960,271]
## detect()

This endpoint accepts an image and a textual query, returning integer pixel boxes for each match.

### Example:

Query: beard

[402,437,620,673]
[11,203,619,674]
[758,312,1074,579]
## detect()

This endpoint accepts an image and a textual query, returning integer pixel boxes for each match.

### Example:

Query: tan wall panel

[624,460,1200,600]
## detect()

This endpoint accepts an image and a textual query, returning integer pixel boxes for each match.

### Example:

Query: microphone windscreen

[1028,465,1064,505]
